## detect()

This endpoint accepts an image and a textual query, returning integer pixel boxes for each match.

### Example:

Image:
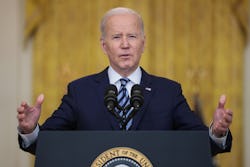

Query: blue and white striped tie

[117,78,132,130]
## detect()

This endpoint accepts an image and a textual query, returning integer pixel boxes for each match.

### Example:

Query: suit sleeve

[210,130,232,156]
[40,82,78,130]
[172,83,207,130]
[172,83,232,156]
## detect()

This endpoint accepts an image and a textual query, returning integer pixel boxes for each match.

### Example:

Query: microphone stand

[123,107,140,130]
[109,105,128,130]
[109,107,123,123]
[119,105,141,130]
[120,105,129,130]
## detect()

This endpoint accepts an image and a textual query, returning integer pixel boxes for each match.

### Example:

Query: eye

[128,35,137,38]
[112,35,121,40]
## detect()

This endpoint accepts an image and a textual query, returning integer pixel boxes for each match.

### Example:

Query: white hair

[100,7,144,38]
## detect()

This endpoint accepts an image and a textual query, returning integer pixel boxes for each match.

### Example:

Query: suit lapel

[130,68,154,130]
[93,67,154,130]
[94,68,121,130]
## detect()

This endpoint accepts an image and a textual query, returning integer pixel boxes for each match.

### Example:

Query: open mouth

[120,54,130,57]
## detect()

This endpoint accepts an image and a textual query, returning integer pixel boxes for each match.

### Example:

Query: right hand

[212,94,233,137]
[17,94,44,134]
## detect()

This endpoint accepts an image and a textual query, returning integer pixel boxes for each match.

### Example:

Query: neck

[115,67,138,77]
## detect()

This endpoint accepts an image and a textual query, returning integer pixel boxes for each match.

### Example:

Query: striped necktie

[117,78,132,130]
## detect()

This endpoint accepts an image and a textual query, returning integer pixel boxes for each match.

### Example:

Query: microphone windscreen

[131,84,144,109]
[104,84,118,111]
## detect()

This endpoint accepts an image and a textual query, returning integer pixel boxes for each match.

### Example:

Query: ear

[100,38,107,55]
[142,35,146,53]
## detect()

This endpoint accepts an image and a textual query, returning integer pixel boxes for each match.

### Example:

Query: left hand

[212,95,233,137]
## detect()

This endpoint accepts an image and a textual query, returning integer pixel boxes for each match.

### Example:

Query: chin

[120,64,133,69]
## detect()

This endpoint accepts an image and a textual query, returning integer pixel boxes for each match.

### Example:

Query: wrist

[18,125,37,134]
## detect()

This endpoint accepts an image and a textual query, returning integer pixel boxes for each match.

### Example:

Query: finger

[21,101,31,111]
[35,94,44,108]
[213,121,229,132]
[17,113,25,120]
[215,126,228,134]
[17,105,32,114]
[21,101,26,106]
[224,114,233,123]
[218,94,226,109]
[226,109,233,116]
[220,120,231,128]
[212,124,228,137]
[17,106,24,113]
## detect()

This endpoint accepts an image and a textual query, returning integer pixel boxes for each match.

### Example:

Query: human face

[101,13,145,77]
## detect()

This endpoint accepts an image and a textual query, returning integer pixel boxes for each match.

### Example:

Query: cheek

[107,52,118,64]
[135,54,142,63]
[134,46,144,58]
[139,43,145,53]
[106,44,118,55]
[134,41,145,54]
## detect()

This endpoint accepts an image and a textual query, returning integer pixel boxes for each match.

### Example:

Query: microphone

[122,84,144,130]
[104,84,118,111]
[130,84,144,110]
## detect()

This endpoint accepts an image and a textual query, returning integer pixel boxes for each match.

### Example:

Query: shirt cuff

[209,125,228,149]
[18,125,39,148]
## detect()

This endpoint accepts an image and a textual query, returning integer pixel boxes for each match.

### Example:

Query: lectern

[35,131,213,167]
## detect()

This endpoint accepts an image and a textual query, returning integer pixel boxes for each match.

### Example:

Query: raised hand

[212,95,233,137]
[17,94,44,134]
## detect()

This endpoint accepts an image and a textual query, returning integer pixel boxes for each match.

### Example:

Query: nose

[121,37,129,48]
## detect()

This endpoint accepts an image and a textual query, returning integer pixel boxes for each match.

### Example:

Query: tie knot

[120,78,129,87]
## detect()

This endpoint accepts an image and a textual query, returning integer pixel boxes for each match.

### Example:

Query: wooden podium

[35,131,213,167]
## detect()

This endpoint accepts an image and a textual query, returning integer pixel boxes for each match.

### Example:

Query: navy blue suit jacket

[19,67,232,155]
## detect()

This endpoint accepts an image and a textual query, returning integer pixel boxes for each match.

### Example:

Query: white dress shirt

[108,66,141,96]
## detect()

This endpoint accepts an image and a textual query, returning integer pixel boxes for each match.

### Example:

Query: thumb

[35,94,44,108]
[218,94,226,109]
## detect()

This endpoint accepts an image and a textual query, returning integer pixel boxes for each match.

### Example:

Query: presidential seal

[91,147,153,167]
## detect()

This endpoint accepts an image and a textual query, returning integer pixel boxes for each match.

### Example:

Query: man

[17,7,233,156]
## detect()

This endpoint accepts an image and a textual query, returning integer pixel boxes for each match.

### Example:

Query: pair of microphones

[104,84,144,129]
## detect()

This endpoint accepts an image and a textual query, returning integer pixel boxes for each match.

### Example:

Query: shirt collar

[108,66,142,85]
